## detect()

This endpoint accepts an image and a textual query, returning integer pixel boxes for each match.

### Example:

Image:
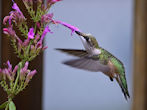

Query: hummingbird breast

[92,48,101,55]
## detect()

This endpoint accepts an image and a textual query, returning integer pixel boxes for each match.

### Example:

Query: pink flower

[10,0,26,25]
[23,38,30,46]
[35,34,40,41]
[29,70,37,78]
[24,62,29,70]
[36,40,42,49]
[56,21,80,35]
[40,26,52,41]
[46,0,62,10]
[0,61,19,81]
[3,16,10,25]
[4,69,13,81]
[12,65,18,75]
[41,13,54,24]
[42,46,48,50]
[3,26,23,49]
[3,1,26,26]
[20,62,29,80]
[3,16,12,26]
[47,0,62,5]
[36,22,41,28]
[35,26,52,51]
[31,45,35,51]
[17,37,23,45]
[28,28,35,39]
[12,1,23,16]
[7,60,12,72]
[25,70,37,84]
[3,26,16,37]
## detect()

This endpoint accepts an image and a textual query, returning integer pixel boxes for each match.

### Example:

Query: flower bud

[47,0,62,5]
[3,16,10,25]
[4,69,13,81]
[25,70,37,84]
[12,65,18,77]
[20,62,29,80]
[3,27,16,37]
[7,60,12,72]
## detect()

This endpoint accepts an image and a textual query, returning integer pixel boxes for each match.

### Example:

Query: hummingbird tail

[116,76,130,100]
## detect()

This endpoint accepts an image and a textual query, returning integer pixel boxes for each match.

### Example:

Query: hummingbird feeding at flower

[56,31,130,100]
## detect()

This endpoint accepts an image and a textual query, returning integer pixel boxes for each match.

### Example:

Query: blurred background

[0,0,147,110]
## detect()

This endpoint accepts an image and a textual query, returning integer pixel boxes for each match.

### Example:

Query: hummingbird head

[75,31,99,49]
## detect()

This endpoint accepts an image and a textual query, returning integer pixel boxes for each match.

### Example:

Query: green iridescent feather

[99,47,130,99]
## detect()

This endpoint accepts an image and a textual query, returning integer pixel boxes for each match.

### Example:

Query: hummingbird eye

[85,36,89,41]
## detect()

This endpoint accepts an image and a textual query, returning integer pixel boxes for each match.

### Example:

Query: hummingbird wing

[55,48,88,57]
[63,57,110,73]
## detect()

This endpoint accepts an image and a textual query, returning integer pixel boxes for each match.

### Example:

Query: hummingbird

[56,31,130,100]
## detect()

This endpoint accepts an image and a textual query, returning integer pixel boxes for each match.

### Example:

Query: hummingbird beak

[75,31,87,38]
[75,31,89,41]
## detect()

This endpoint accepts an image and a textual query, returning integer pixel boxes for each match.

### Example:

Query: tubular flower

[28,28,35,39]
[46,0,62,10]
[19,61,37,82]
[12,1,23,16]
[35,26,52,50]
[56,20,80,35]
[20,62,29,80]
[3,26,16,37]
[16,25,52,60]
[3,16,11,25]
[41,13,54,24]
[40,25,52,41]
[3,0,26,26]
[25,70,37,84]
[47,0,62,5]
[0,61,19,81]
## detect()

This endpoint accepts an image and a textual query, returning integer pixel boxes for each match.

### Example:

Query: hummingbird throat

[80,36,101,55]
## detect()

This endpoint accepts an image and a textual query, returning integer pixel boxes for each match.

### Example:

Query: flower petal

[56,21,80,35]
[3,16,10,25]
[25,70,37,84]
[47,0,62,5]
[41,13,54,24]
[7,60,12,70]
[3,27,16,37]
[12,65,18,74]
[12,1,22,14]
[28,28,35,39]
[40,26,52,41]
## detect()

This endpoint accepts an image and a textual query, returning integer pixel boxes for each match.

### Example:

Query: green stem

[5,101,10,110]
[5,98,12,110]
[13,62,22,92]
[25,40,34,60]
[5,105,8,110]
[8,98,12,102]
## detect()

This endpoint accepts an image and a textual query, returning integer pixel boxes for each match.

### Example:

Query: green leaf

[9,101,16,110]
[0,101,8,109]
